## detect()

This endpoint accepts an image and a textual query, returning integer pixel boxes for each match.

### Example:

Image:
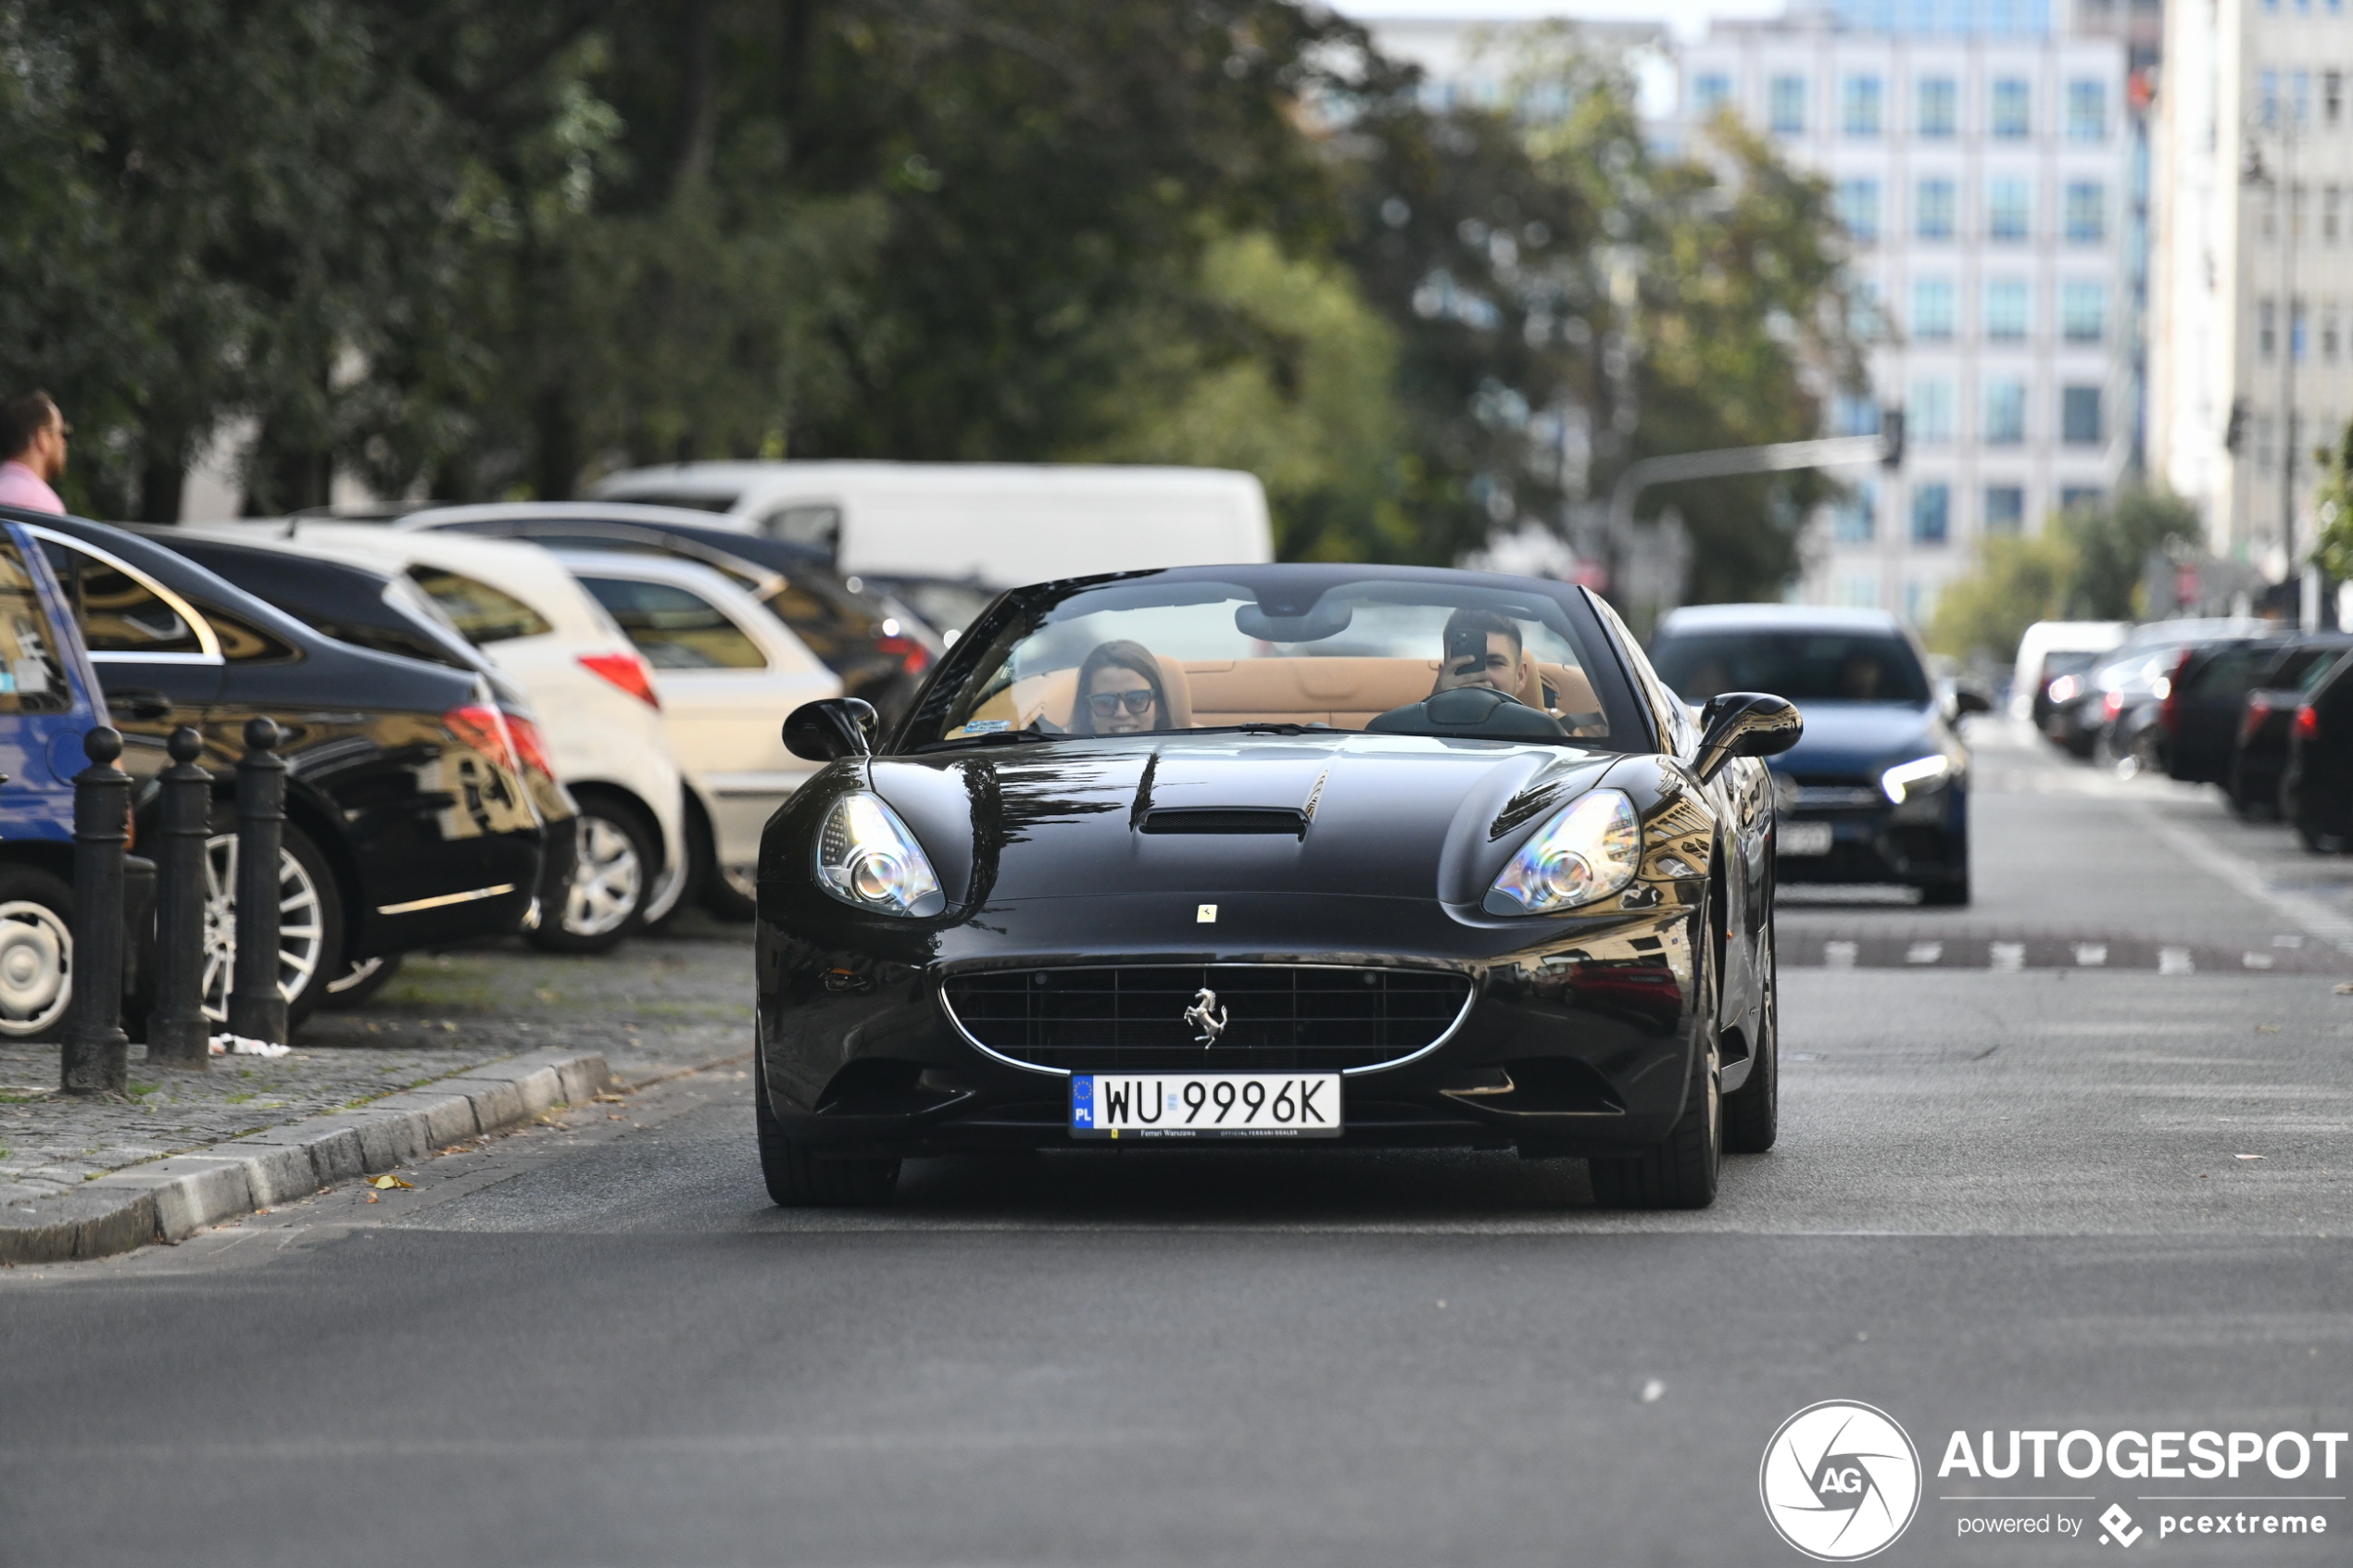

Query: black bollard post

[227,717,286,1047]
[59,726,130,1096]
[145,726,212,1067]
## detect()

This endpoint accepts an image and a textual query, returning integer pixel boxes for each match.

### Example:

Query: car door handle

[107,688,172,720]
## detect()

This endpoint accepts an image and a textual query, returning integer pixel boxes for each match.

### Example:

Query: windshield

[1651,630,1931,706]
[900,571,1642,749]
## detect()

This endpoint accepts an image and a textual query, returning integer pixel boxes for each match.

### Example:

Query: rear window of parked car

[0,539,70,712]
[578,578,767,670]
[409,568,552,645]
[1652,631,1931,706]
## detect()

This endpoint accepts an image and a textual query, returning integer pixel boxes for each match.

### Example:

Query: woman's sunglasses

[1086,689,1156,717]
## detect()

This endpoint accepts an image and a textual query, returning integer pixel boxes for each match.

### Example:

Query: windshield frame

[888,565,1656,755]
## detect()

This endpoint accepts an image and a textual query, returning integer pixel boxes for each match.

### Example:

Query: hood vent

[1138,807,1307,836]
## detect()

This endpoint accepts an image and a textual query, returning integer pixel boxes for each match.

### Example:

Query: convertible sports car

[755,565,1799,1210]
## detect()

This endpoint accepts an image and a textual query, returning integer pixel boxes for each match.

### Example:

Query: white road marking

[2132,806,2353,953]
[1824,941,1857,969]
[2159,947,2195,976]
[1991,942,2026,972]
[1906,942,1944,964]
[2074,943,2108,967]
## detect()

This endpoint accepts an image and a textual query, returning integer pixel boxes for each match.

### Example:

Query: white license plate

[1069,1073,1342,1139]
[1779,821,1834,857]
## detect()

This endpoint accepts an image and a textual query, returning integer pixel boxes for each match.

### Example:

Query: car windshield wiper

[911,726,1062,752]
[1201,721,1329,735]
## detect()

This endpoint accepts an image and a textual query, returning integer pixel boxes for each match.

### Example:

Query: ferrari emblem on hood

[1184,987,1228,1047]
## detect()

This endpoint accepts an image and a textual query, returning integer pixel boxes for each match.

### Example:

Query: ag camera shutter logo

[1760,1400,1923,1561]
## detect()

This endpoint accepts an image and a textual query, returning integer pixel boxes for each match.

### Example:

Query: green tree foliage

[2055,486,2200,619]
[1927,533,2075,662]
[1072,232,1415,561]
[2309,420,2353,581]
[0,0,1856,605]
[1926,486,2203,661]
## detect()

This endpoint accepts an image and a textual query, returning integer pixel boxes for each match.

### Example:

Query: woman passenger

[1072,639,1169,735]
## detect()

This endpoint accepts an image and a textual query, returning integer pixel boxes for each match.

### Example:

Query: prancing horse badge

[1184,986,1228,1047]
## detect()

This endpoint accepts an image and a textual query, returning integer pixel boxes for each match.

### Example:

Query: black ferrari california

[756,565,1799,1210]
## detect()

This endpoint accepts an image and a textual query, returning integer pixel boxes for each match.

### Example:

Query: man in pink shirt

[0,391,68,514]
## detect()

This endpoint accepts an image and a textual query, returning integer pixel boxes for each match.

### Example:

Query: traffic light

[1877,408,1905,470]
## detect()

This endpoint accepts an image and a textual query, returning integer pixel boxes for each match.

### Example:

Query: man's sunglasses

[1086,689,1156,717]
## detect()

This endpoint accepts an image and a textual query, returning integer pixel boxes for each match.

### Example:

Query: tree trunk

[533,387,580,501]
[138,451,184,524]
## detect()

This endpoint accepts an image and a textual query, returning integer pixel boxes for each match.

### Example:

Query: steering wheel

[1365,684,1567,740]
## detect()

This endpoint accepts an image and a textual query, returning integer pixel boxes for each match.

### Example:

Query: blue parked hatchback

[0,518,115,1037]
[1650,605,1983,906]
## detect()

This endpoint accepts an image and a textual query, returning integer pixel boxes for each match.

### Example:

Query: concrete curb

[0,1047,610,1265]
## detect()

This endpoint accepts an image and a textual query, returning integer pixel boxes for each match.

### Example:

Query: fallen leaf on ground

[368,1173,414,1189]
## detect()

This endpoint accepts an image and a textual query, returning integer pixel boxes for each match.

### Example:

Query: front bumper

[1774,784,1967,886]
[755,891,1711,1160]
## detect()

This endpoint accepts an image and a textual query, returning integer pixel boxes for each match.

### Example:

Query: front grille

[941,965,1474,1073]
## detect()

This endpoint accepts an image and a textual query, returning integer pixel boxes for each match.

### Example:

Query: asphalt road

[6,723,2350,1567]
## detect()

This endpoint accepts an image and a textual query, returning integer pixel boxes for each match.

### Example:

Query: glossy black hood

[860,731,1626,913]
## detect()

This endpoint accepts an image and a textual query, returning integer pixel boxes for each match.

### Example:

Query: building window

[1837,178,1881,243]
[1917,76,1957,137]
[1988,177,2030,241]
[2259,297,2278,360]
[2327,71,2345,127]
[1843,75,1883,136]
[2325,307,2341,364]
[1915,178,1957,240]
[1835,574,1880,608]
[2327,186,2342,246]
[2295,70,2313,127]
[2060,485,2104,514]
[2062,386,2104,445]
[1692,72,1731,114]
[2261,69,2281,128]
[1990,78,2032,138]
[1911,378,1955,443]
[1984,485,2026,534]
[1984,278,2030,342]
[2066,80,2107,141]
[1910,278,1957,340]
[1911,484,1952,545]
[2294,298,2309,360]
[2061,281,2107,343]
[1769,74,1807,134]
[1984,381,2028,445]
[1833,484,1877,543]
[1832,395,1882,435]
[2064,181,2106,244]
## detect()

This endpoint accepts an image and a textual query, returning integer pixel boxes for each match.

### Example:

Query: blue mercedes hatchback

[1650,605,1982,905]
[0,518,114,1036]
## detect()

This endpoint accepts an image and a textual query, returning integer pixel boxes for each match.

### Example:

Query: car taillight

[578,651,661,709]
[443,703,517,772]
[2245,696,2273,741]
[2158,648,2193,734]
[2103,689,2123,721]
[2047,674,2081,703]
[2297,704,2322,739]
[875,633,931,676]
[503,710,556,781]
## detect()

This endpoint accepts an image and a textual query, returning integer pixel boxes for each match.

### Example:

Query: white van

[586,461,1272,589]
[2010,621,2131,720]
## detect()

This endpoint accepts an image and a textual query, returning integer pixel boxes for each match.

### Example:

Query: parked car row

[0,489,1013,1040]
[2020,616,2353,856]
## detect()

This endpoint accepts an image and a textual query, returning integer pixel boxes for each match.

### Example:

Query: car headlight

[815,793,945,917]
[1484,789,1642,916]
[1880,754,1952,803]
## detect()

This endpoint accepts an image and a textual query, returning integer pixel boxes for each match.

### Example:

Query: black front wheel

[754,1073,899,1207]
[1590,952,1720,1210]
[530,797,657,954]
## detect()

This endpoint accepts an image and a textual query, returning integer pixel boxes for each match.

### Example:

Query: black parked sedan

[9,508,545,1025]
[753,564,1799,1210]
[2232,640,2353,817]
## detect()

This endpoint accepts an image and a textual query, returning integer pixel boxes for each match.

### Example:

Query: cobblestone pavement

[0,913,752,1203]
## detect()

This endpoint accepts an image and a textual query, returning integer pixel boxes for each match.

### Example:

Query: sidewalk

[0,915,753,1210]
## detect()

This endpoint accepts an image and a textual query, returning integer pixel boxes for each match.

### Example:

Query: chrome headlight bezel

[1483,788,1643,917]
[814,792,946,918]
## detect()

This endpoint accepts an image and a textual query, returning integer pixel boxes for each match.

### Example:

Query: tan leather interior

[961,656,1604,734]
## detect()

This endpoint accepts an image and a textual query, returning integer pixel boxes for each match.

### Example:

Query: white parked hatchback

[242,521,691,949]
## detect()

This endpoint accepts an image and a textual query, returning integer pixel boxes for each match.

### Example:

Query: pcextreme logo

[1760,1400,1925,1562]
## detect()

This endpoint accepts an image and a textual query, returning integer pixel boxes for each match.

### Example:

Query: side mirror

[1693,692,1803,783]
[1952,686,1994,718]
[784,697,878,761]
